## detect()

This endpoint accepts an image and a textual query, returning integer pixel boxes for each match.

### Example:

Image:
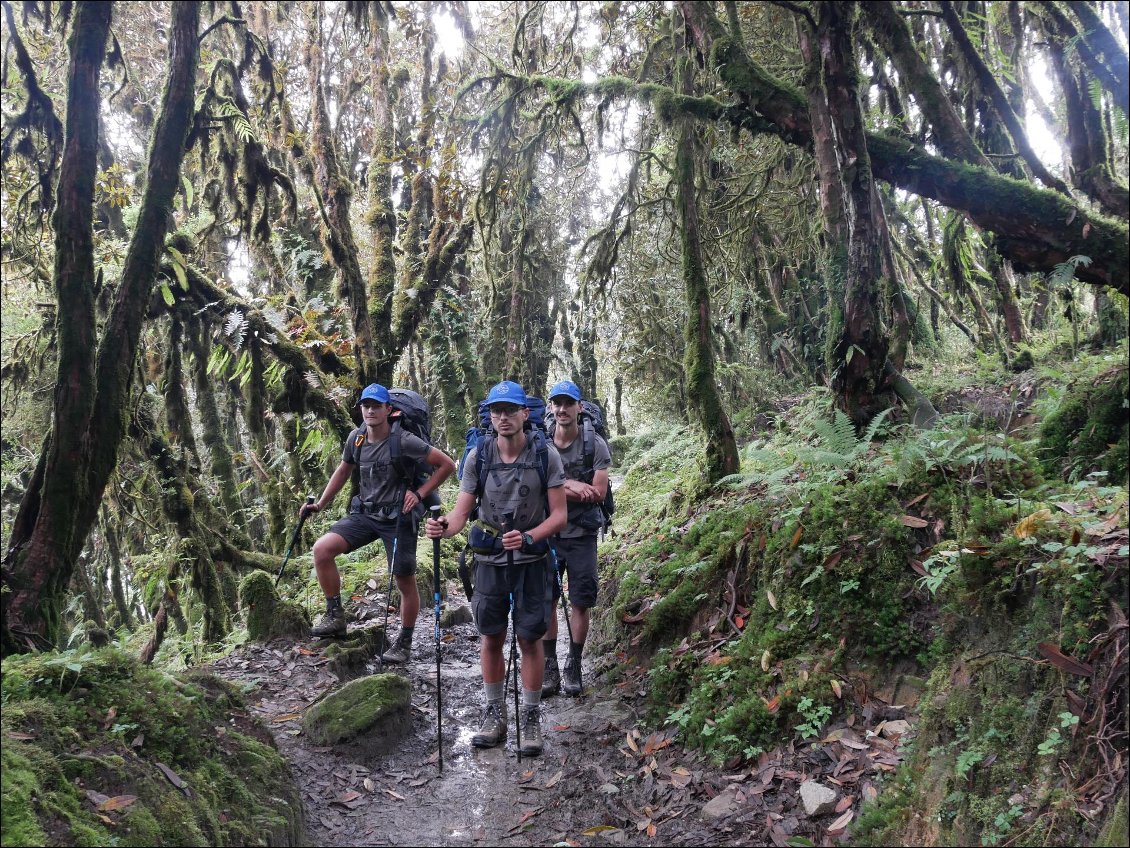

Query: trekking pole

[378,487,406,672]
[275,496,316,588]
[430,504,444,772]
[505,514,521,763]
[551,545,580,697]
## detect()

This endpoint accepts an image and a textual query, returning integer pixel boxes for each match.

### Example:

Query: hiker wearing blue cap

[425,380,568,756]
[300,384,456,639]
[542,380,611,697]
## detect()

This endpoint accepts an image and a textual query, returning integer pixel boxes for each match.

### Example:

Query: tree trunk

[800,3,893,425]
[2,1,200,655]
[676,1,1128,294]
[674,10,739,481]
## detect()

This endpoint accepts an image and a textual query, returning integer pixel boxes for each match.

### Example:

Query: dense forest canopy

[1,0,1127,659]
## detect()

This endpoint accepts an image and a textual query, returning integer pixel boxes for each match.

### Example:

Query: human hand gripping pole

[430,504,444,772]
[275,496,316,588]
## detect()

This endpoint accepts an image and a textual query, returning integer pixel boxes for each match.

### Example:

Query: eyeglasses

[489,405,524,418]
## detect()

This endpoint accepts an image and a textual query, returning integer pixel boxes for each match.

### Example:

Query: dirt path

[212,584,910,847]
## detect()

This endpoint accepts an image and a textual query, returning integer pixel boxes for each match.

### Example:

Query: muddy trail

[211,581,913,847]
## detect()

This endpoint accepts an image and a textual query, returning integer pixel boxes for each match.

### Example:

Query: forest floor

[210,579,917,847]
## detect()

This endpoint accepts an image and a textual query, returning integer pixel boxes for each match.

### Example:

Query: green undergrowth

[1,647,304,846]
[602,353,1127,845]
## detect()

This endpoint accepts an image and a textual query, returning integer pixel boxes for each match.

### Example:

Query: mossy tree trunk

[676,1,1127,294]
[674,9,739,481]
[305,4,377,386]
[3,2,200,655]
[189,316,243,522]
[799,2,894,425]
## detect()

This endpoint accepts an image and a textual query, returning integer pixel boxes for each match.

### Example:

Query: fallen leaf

[626,732,639,753]
[334,791,361,804]
[553,724,571,732]
[271,712,303,723]
[583,825,621,836]
[384,789,405,800]
[831,679,843,699]
[363,778,376,792]
[735,615,745,629]
[1014,509,1051,539]
[647,822,657,838]
[827,809,854,834]
[899,515,928,528]
[823,550,842,570]
[761,649,771,672]
[905,493,928,507]
[155,762,190,797]
[97,795,138,812]
[767,590,778,610]
[765,695,780,713]
[791,526,804,549]
[1036,642,1093,677]
[835,795,854,813]
[545,770,564,789]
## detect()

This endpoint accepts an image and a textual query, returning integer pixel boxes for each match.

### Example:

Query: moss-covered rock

[301,673,411,746]
[238,571,310,642]
[0,647,304,846]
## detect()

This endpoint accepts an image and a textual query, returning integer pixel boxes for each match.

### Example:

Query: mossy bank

[1,647,304,846]
[598,352,1128,846]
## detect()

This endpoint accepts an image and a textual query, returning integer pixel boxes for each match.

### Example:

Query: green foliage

[1039,364,1128,483]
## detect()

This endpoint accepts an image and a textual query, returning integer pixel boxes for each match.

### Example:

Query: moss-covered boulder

[238,571,310,642]
[302,673,411,746]
[0,648,304,846]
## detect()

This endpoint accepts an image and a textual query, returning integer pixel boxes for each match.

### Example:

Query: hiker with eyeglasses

[301,384,456,647]
[425,381,567,756]
[542,380,611,697]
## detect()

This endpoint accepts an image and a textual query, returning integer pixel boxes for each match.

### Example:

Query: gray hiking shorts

[551,535,599,610]
[328,513,418,576]
[471,556,552,642]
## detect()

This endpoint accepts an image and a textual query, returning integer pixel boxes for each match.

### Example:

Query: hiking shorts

[471,556,552,642]
[328,513,418,576]
[551,535,599,610]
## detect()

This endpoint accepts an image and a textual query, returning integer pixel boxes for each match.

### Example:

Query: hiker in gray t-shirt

[301,384,456,645]
[542,380,611,697]
[426,381,566,756]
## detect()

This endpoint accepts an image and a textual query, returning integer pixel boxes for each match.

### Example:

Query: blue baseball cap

[548,379,582,402]
[485,380,528,407]
[358,383,390,404]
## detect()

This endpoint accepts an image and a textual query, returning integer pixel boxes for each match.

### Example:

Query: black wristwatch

[522,532,535,550]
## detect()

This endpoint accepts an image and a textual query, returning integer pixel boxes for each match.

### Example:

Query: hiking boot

[562,656,582,696]
[518,705,543,756]
[311,606,346,637]
[541,659,560,697]
[471,702,507,748]
[380,633,412,664]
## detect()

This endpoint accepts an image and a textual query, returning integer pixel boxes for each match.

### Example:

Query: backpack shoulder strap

[474,434,494,501]
[581,416,595,475]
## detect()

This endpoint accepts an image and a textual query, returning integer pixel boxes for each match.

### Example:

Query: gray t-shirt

[460,433,566,565]
[342,426,430,507]
[554,430,612,539]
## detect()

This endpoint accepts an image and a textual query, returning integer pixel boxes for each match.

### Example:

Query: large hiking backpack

[546,398,615,531]
[388,388,440,508]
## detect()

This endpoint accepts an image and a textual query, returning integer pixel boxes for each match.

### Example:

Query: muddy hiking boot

[542,658,560,697]
[562,656,582,696]
[471,701,507,748]
[311,606,346,637]
[380,629,414,664]
[518,705,543,756]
